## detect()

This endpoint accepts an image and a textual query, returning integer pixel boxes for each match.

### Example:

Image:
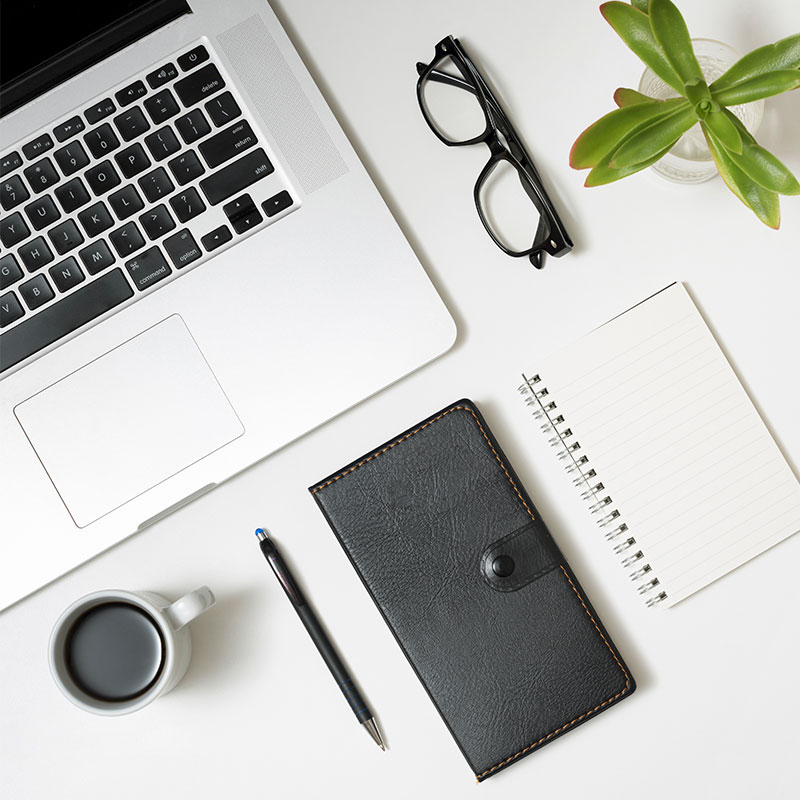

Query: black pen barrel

[296,604,372,724]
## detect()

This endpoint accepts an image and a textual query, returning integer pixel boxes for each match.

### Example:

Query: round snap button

[492,554,515,578]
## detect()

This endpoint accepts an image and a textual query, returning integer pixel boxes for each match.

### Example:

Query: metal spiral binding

[519,373,667,608]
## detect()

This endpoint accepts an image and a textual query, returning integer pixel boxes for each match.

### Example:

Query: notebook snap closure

[492,555,515,577]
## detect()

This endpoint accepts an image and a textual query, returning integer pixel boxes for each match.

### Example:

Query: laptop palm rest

[14,315,244,528]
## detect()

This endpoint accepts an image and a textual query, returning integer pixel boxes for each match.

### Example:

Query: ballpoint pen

[254,528,385,750]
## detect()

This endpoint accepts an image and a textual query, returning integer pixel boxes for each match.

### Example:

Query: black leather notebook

[309,399,635,781]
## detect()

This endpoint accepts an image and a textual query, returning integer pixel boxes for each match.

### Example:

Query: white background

[2,1,799,797]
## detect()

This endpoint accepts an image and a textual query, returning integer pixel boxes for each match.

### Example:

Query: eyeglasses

[416,36,573,269]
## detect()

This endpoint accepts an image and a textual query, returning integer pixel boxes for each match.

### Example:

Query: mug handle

[164,586,216,631]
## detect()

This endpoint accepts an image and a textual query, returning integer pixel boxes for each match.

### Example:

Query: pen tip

[254,528,264,535]
[362,718,386,751]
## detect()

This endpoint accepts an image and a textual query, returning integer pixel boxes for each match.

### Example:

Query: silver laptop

[0,0,455,610]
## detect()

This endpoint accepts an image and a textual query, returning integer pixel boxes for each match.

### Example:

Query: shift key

[199,148,274,205]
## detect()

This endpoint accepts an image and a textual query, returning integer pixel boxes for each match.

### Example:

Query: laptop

[0,0,456,611]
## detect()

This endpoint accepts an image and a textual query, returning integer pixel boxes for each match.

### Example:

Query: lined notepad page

[532,283,800,606]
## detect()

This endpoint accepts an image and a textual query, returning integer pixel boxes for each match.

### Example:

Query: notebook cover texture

[309,399,635,780]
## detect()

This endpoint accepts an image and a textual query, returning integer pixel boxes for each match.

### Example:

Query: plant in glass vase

[570,0,800,227]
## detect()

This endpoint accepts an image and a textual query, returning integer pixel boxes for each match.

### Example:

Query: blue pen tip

[255,528,265,536]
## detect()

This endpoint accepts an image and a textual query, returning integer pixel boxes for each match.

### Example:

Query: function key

[146,62,178,89]
[53,116,86,143]
[177,45,209,72]
[205,92,241,127]
[85,98,116,125]
[22,134,54,161]
[23,158,60,194]
[115,80,147,108]
[1,151,23,178]
[175,64,225,107]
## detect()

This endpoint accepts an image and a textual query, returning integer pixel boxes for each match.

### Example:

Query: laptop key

[139,167,174,203]
[79,239,115,275]
[199,148,274,205]
[1,175,29,211]
[0,291,24,327]
[0,254,23,288]
[199,120,257,169]
[139,204,175,240]
[54,177,90,213]
[164,229,202,269]
[205,92,242,127]
[0,268,134,372]
[144,126,181,162]
[223,194,259,231]
[0,212,30,247]
[109,184,145,220]
[86,160,122,196]
[262,190,294,217]
[115,80,147,108]
[78,201,114,238]
[115,143,152,179]
[49,257,85,293]
[168,151,205,186]
[53,116,85,143]
[85,98,116,125]
[25,195,61,230]
[18,236,54,272]
[23,157,60,194]
[54,141,90,176]
[19,273,55,310]
[125,245,172,291]
[1,151,23,178]
[84,123,120,159]
[110,221,146,257]
[146,63,178,89]
[48,219,84,255]
[169,187,205,223]
[22,134,54,160]
[175,64,225,107]
[115,108,151,142]
[144,89,180,124]
[201,225,232,251]
[175,109,211,144]
[177,45,209,72]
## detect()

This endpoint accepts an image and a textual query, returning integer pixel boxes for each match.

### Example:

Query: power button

[177,45,209,72]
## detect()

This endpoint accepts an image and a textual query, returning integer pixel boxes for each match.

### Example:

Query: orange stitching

[312,405,536,521]
[475,566,631,780]
[310,404,630,781]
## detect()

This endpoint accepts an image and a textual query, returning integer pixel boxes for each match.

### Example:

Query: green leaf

[703,126,781,228]
[609,104,697,167]
[722,119,800,194]
[630,0,649,12]
[585,144,672,186]
[649,0,703,85]
[703,109,742,153]
[712,33,800,91]
[600,2,684,94]
[712,70,800,106]
[570,97,687,168]
[613,87,654,106]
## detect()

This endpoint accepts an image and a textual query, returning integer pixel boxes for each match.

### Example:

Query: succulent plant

[570,0,800,227]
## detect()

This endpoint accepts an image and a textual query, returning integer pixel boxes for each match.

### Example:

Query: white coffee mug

[49,587,215,715]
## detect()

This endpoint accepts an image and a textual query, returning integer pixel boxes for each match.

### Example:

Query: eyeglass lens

[420,55,486,143]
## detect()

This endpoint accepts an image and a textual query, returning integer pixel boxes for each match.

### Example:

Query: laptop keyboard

[0,42,297,374]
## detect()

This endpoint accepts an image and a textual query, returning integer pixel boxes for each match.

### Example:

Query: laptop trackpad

[15,315,244,528]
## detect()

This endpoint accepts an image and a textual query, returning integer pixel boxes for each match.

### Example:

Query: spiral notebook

[519,282,800,607]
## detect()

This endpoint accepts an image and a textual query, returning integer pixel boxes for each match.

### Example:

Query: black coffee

[65,602,165,702]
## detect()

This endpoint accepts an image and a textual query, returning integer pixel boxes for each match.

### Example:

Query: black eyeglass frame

[416,36,573,268]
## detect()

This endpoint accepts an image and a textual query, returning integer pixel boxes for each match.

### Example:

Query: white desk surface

[2,1,798,797]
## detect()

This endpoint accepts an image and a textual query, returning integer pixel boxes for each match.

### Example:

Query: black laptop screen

[0,0,191,117]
